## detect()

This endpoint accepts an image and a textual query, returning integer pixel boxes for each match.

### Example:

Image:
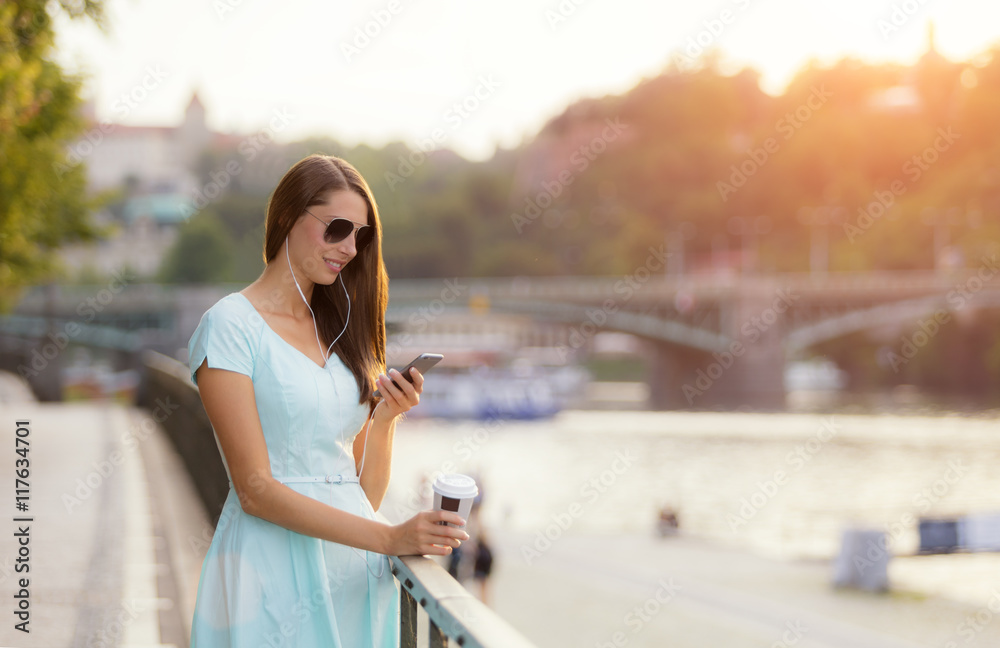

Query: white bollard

[832,528,890,592]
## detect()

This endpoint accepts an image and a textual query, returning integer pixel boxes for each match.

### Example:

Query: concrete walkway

[0,372,207,648]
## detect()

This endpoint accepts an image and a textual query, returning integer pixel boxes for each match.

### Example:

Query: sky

[52,0,1000,161]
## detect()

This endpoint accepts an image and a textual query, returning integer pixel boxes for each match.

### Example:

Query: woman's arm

[354,367,423,511]
[195,361,463,555]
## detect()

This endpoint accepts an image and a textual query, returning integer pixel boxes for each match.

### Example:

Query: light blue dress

[186,292,399,647]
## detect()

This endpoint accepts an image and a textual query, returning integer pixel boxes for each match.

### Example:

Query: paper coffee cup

[432,473,478,528]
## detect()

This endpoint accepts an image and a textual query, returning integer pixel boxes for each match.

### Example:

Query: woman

[186,154,467,646]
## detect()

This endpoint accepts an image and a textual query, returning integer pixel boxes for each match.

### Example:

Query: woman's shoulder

[209,291,253,313]
[201,291,249,313]
[200,292,264,332]
[188,292,264,384]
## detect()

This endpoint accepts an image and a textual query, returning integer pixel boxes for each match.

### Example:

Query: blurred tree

[158,211,234,283]
[206,193,266,282]
[157,46,1000,283]
[0,0,107,311]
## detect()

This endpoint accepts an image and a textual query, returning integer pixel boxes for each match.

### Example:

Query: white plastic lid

[432,473,478,499]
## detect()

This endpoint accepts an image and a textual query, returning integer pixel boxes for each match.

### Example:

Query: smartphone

[373,353,443,398]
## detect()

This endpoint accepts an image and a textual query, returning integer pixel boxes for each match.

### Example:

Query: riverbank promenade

[2,370,1000,647]
[486,529,1000,647]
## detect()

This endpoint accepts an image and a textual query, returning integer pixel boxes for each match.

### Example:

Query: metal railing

[138,349,537,647]
[390,554,536,648]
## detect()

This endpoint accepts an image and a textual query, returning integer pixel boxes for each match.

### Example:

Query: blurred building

[59,194,191,277]
[79,92,218,195]
[63,92,241,278]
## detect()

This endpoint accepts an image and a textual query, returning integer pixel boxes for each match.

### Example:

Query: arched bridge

[5,267,1000,407]
[386,267,1000,407]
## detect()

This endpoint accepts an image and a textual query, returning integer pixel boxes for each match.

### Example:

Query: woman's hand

[375,367,424,419]
[386,510,470,556]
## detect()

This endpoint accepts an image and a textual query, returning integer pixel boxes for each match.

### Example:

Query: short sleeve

[187,297,261,386]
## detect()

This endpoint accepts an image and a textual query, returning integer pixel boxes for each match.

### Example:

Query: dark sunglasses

[304,207,373,250]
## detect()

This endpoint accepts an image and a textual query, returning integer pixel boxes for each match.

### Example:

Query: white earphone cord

[285,238,350,361]
[285,238,386,579]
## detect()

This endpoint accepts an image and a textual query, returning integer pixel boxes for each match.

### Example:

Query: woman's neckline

[231,292,332,370]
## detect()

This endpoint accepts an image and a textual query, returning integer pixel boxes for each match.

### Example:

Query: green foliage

[199,192,267,282]
[158,211,234,283]
[0,0,106,311]
[185,45,1000,282]
[505,51,1000,276]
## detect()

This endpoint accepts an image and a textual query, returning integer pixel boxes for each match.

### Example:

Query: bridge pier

[647,283,789,410]
[645,342,705,410]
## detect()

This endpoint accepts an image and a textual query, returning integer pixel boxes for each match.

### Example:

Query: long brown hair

[263,154,388,408]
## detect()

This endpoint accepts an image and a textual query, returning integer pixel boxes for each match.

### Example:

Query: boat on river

[393,348,589,420]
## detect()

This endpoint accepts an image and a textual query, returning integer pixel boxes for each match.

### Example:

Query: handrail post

[429,620,447,647]
[400,588,418,648]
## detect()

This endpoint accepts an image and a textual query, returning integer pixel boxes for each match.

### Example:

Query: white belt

[277,474,360,484]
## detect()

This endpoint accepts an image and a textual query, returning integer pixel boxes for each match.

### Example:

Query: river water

[383,407,1000,606]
